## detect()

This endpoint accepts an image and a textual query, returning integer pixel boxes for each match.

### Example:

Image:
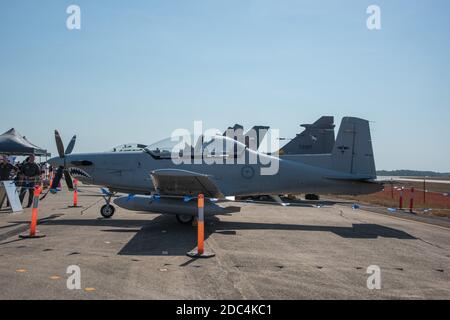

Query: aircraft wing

[150,169,224,198]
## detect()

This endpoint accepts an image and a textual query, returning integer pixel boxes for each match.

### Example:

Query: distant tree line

[377,170,450,177]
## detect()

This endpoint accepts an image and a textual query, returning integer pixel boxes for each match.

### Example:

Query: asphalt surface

[0,189,449,299]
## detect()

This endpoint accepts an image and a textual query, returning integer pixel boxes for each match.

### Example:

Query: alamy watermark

[66,265,81,290]
[65,5,380,32]
[366,5,381,30]
[366,265,381,290]
[66,5,81,30]
[152,121,280,175]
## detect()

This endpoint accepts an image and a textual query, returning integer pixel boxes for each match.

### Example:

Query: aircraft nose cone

[48,156,64,167]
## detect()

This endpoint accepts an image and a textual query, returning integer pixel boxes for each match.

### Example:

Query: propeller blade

[50,167,64,191]
[65,135,76,155]
[64,170,74,191]
[55,130,65,158]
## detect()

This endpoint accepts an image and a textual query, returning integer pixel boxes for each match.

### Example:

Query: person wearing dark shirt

[19,155,41,208]
[0,156,16,181]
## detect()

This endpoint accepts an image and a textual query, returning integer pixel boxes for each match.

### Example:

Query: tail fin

[245,125,270,151]
[223,124,270,151]
[279,116,335,155]
[307,116,335,128]
[332,117,376,179]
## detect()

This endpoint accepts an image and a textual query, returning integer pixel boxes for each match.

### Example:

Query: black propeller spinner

[50,130,76,192]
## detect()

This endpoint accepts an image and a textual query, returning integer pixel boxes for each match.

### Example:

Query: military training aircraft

[48,117,382,224]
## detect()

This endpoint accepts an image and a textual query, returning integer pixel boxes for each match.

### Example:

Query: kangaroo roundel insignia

[241,166,255,179]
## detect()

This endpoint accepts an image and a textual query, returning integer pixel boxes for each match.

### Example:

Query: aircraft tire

[305,194,320,200]
[100,204,115,218]
[176,214,194,224]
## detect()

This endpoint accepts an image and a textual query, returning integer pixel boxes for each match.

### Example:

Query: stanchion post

[49,171,53,189]
[399,187,403,210]
[197,194,204,255]
[73,179,78,207]
[423,178,426,204]
[391,181,394,199]
[409,187,414,213]
[186,194,214,258]
[19,186,46,239]
[69,179,82,208]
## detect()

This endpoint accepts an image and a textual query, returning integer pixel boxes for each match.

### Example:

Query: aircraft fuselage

[49,149,382,197]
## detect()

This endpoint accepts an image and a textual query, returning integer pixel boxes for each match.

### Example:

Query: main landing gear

[100,192,116,218]
[176,214,194,224]
[305,194,320,200]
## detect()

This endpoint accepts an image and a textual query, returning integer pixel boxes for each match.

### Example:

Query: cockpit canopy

[110,143,148,153]
[145,134,247,159]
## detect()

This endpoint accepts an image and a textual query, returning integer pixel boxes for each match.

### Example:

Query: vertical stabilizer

[331,117,376,178]
[279,116,335,155]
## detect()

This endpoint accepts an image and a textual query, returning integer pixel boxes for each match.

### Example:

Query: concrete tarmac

[0,189,449,299]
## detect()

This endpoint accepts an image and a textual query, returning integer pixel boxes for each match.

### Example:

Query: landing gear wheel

[305,194,320,200]
[100,204,115,218]
[176,214,194,224]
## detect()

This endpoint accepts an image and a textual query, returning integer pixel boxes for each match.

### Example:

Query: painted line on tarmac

[352,205,450,231]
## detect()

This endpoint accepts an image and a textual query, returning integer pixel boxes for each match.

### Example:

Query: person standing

[0,156,18,209]
[0,156,16,181]
[19,155,41,208]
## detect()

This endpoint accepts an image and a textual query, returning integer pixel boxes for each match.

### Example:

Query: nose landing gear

[100,190,116,218]
[100,204,115,218]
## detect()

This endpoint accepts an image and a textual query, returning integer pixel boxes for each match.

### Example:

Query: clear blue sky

[1,1,449,171]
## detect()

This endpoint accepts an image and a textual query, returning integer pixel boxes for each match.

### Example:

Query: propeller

[50,130,76,192]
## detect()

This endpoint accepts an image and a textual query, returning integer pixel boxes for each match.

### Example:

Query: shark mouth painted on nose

[69,167,92,179]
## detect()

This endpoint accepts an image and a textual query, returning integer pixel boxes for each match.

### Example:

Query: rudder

[331,117,376,179]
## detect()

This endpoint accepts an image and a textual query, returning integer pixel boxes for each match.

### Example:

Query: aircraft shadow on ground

[238,199,345,208]
[19,214,417,256]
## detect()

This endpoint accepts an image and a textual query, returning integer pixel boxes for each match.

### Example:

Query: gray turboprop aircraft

[48,117,382,224]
